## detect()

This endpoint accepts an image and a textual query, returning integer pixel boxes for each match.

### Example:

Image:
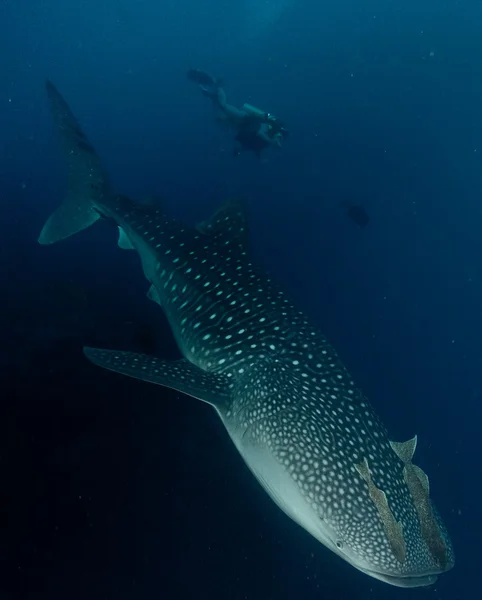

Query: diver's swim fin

[187,69,220,88]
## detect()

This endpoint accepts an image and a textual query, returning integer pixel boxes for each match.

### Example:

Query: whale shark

[38,80,454,587]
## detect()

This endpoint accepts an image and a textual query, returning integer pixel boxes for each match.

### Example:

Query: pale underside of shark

[38,80,454,588]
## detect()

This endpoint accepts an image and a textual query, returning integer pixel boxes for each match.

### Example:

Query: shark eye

[336,540,344,550]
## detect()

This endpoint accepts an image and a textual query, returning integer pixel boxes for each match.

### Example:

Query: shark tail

[38,81,110,245]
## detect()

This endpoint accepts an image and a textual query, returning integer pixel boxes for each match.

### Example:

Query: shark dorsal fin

[390,435,418,464]
[196,199,249,251]
[355,457,371,482]
[412,464,430,495]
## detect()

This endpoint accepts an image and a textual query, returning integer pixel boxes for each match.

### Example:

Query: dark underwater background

[1,0,481,598]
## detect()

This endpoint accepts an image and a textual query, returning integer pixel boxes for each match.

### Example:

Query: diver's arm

[258,129,272,143]
[258,124,282,147]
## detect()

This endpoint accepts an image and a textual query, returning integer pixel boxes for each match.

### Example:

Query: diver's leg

[192,73,246,128]
[203,86,245,124]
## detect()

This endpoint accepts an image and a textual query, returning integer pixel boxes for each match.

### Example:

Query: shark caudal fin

[38,81,109,245]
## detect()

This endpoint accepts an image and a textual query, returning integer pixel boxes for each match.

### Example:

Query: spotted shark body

[39,81,454,587]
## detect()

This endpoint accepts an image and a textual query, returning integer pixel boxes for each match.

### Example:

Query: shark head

[228,361,454,588]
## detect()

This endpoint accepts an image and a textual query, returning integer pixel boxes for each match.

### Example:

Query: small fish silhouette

[342,202,370,228]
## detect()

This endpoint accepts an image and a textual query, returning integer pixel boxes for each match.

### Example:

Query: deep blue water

[1,0,481,598]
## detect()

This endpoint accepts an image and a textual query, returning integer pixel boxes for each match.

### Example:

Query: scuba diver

[187,69,289,158]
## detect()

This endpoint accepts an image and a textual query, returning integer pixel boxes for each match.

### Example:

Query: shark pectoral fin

[83,347,233,409]
[146,284,162,306]
[117,227,135,250]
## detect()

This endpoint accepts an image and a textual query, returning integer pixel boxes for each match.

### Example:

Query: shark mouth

[364,568,438,588]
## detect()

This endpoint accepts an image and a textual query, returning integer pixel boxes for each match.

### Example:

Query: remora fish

[38,81,454,587]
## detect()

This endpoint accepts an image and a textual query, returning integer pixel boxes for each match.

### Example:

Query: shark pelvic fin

[196,199,249,250]
[146,284,162,306]
[38,81,109,245]
[83,347,233,409]
[117,226,134,250]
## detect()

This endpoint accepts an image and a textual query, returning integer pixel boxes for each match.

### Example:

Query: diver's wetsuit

[234,115,271,157]
[188,69,284,157]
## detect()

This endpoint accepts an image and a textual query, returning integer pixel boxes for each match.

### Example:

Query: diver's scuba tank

[241,103,287,144]
[242,103,270,120]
